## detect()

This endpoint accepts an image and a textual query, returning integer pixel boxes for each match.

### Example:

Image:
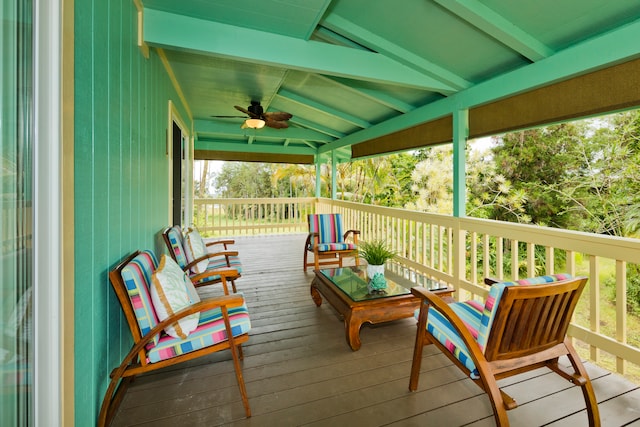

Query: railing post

[453,220,465,301]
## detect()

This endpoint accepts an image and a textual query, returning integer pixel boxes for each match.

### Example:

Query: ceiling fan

[211,101,293,129]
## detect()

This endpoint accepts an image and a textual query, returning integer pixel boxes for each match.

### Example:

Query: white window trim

[34,0,61,425]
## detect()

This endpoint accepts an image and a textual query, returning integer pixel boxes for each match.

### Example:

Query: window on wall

[1,0,34,425]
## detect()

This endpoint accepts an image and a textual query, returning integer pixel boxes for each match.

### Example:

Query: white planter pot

[366,264,388,293]
[366,264,385,279]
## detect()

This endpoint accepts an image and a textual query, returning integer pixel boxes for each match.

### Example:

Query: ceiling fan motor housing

[248,101,263,116]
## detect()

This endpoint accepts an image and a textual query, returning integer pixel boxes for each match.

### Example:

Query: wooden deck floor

[111,234,640,427]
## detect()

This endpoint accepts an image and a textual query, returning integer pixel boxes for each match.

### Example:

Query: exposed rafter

[196,139,317,155]
[286,116,345,139]
[195,120,334,143]
[321,14,472,93]
[315,74,415,113]
[276,89,372,129]
[433,0,554,61]
[143,8,456,92]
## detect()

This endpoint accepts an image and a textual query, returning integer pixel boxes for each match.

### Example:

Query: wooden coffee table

[310,263,453,351]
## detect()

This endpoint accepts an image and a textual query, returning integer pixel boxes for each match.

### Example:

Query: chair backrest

[481,275,587,362]
[109,250,160,348]
[308,213,344,244]
[162,226,188,269]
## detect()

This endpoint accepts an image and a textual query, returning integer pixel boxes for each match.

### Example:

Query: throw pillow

[183,227,209,274]
[150,254,201,339]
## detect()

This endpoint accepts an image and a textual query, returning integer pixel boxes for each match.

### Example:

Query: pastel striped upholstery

[308,214,343,245]
[162,226,242,291]
[102,250,253,424]
[304,213,360,271]
[418,274,574,379]
[120,250,160,347]
[165,227,188,268]
[147,298,251,363]
[425,300,484,377]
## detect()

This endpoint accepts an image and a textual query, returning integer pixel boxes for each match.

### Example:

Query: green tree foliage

[405,145,454,213]
[215,162,273,198]
[270,163,317,197]
[490,124,589,228]
[576,112,640,236]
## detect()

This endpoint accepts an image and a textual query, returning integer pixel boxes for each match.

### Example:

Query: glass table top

[319,262,450,302]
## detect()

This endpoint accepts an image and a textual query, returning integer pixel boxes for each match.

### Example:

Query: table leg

[310,278,323,307]
[345,312,363,351]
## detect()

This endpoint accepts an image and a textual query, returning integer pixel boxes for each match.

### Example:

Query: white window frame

[34,0,61,425]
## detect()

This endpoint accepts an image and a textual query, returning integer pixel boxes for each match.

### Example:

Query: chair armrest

[185,250,239,271]
[346,229,360,235]
[206,239,235,250]
[190,268,239,294]
[305,232,319,248]
[484,277,500,285]
[344,229,360,242]
[152,294,245,336]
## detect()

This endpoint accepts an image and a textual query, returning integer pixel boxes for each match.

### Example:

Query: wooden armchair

[409,274,600,426]
[98,250,251,426]
[162,226,242,292]
[303,213,360,271]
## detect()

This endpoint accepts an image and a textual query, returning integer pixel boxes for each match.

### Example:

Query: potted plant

[358,239,397,287]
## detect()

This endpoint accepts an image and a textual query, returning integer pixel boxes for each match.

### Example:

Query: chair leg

[303,249,309,271]
[229,342,251,417]
[485,381,510,426]
[565,343,601,426]
[409,302,430,391]
[222,308,251,418]
[98,369,135,427]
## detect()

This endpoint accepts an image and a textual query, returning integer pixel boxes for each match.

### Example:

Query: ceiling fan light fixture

[245,118,266,129]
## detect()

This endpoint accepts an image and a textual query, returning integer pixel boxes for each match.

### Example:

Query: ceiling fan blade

[265,120,289,129]
[211,115,247,118]
[234,105,258,118]
[263,111,293,121]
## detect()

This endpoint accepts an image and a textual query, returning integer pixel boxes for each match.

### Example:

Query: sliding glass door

[1,0,34,424]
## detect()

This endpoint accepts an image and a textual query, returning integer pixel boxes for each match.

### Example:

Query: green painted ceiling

[140,0,640,163]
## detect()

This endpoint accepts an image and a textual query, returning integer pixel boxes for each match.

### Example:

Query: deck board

[110,234,640,426]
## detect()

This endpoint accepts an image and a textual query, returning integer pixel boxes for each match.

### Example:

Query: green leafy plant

[359,239,397,265]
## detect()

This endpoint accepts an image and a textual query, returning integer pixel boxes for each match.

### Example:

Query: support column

[452,109,469,300]
[453,109,469,217]
[331,150,337,200]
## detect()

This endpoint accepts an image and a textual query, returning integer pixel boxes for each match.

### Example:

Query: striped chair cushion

[226,254,242,271]
[146,296,251,363]
[316,242,357,252]
[166,226,188,269]
[120,250,160,347]
[206,254,242,274]
[419,300,484,378]
[477,273,573,351]
[308,214,344,245]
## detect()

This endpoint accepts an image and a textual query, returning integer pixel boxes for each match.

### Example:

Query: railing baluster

[616,260,627,375]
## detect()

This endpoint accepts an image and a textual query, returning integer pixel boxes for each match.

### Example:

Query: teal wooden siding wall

[74,0,191,424]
